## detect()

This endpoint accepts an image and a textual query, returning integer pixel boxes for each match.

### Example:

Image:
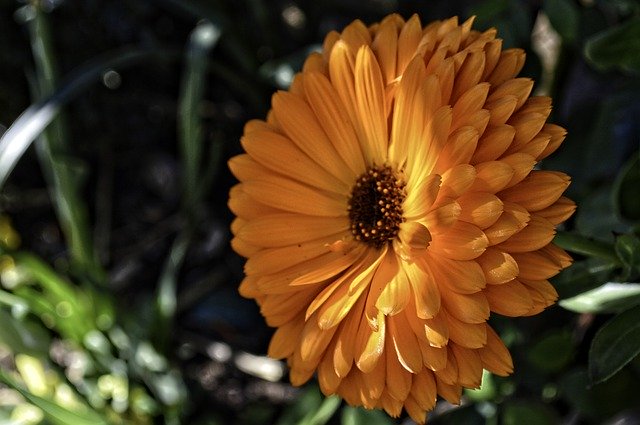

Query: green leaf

[615,233,640,279]
[589,305,640,384]
[0,308,50,355]
[501,401,559,425]
[544,0,580,43]
[613,153,640,221]
[554,232,620,264]
[299,395,341,425]
[178,20,220,209]
[528,330,575,373]
[0,46,170,190]
[553,257,618,299]
[341,406,393,425]
[0,369,107,425]
[560,282,640,313]
[584,17,640,73]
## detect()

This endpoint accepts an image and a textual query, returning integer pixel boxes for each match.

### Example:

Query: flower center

[348,166,406,249]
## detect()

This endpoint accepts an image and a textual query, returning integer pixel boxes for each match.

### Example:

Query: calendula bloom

[229,14,575,423]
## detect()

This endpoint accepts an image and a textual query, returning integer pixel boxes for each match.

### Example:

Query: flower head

[229,14,575,423]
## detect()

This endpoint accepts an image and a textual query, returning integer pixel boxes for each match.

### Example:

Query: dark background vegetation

[1,0,639,424]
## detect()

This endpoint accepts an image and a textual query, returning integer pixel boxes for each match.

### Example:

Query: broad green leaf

[465,369,497,402]
[553,257,618,299]
[430,405,484,425]
[559,368,640,422]
[584,17,640,73]
[589,305,640,384]
[528,331,575,373]
[559,282,640,313]
[0,369,107,425]
[501,401,559,425]
[341,406,393,425]
[616,234,640,269]
[544,0,580,43]
[275,385,323,425]
[613,153,640,221]
[299,396,341,425]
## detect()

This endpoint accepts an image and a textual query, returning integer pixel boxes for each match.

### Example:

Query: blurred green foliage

[1,0,640,424]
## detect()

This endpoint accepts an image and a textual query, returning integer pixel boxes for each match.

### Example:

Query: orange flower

[229,14,575,423]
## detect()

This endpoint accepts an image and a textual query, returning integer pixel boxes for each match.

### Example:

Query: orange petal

[397,221,432,261]
[272,91,354,184]
[470,161,514,193]
[385,336,413,401]
[536,196,576,224]
[244,232,347,276]
[371,16,399,83]
[442,290,490,324]
[406,260,441,319]
[425,310,449,347]
[389,313,423,373]
[512,250,564,280]
[472,124,515,163]
[243,176,346,217]
[478,325,513,376]
[237,214,349,248]
[457,191,504,229]
[484,202,530,245]
[428,254,486,294]
[303,72,367,176]
[476,248,519,284]
[433,126,479,173]
[485,279,533,316]
[355,309,386,373]
[410,371,437,412]
[429,221,488,260]
[450,344,483,388]
[447,314,487,348]
[497,215,556,253]
[501,171,570,212]
[354,45,388,162]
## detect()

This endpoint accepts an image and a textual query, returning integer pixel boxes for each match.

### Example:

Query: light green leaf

[589,305,640,384]
[560,282,640,313]
[0,369,107,425]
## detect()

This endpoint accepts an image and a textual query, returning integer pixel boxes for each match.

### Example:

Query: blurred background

[0,0,639,424]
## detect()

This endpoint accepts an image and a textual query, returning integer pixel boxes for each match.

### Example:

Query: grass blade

[178,20,220,209]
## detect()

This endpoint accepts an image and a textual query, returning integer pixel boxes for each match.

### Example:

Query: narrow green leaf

[0,47,169,190]
[612,153,640,221]
[589,305,640,384]
[178,20,220,209]
[554,232,621,265]
[544,0,580,43]
[153,230,191,351]
[584,17,640,73]
[0,369,107,425]
[560,282,640,313]
[553,257,618,299]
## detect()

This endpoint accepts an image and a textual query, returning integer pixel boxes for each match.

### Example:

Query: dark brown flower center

[348,166,406,249]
